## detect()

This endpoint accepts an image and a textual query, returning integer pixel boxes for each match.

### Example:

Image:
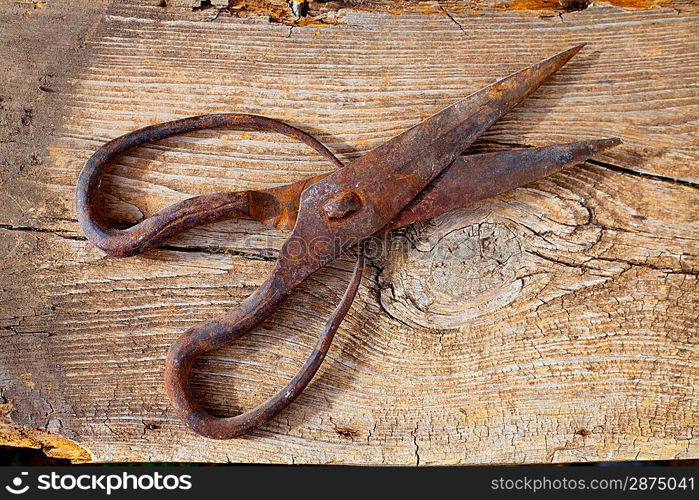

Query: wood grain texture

[0,0,697,463]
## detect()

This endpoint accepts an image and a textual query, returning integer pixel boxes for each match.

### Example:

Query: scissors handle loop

[165,252,364,439]
[76,114,342,256]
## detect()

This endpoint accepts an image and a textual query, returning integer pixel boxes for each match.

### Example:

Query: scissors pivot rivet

[322,190,363,222]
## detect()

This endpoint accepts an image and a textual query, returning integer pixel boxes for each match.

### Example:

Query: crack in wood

[159,243,278,261]
[587,159,699,190]
[477,139,699,189]
[0,223,86,242]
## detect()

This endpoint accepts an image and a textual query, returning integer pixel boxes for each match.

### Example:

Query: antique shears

[76,45,620,439]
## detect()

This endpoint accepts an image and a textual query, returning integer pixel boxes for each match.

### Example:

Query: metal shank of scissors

[76,44,620,439]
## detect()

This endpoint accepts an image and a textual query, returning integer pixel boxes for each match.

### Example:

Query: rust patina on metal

[76,45,621,439]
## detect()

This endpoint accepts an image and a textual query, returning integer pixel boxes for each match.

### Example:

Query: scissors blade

[381,138,621,232]
[292,45,585,257]
[248,138,620,232]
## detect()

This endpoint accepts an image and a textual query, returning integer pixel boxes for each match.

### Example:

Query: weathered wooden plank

[0,0,697,463]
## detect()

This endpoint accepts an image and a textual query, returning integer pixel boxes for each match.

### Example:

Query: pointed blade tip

[559,137,621,168]
[563,137,622,164]
[556,43,587,65]
[590,137,622,153]
[528,43,587,84]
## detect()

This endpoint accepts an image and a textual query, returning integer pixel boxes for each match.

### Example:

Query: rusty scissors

[76,44,620,439]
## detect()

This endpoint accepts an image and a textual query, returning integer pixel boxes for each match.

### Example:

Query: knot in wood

[379,219,525,329]
[322,191,362,222]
